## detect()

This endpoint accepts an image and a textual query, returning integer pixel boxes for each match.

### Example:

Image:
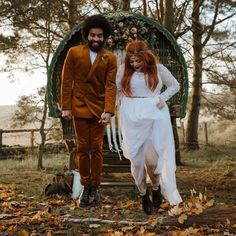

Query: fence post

[204,122,208,146]
[180,121,185,144]
[0,129,2,149]
[30,131,35,154]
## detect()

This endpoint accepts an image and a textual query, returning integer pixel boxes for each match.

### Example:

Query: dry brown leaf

[19,229,30,236]
[0,192,11,198]
[169,205,183,216]
[205,199,214,207]
[140,226,145,234]
[122,200,137,208]
[178,213,188,224]
[226,218,231,225]
[168,209,174,216]
[145,233,156,236]
[6,225,17,233]
[149,218,158,227]
[195,207,203,215]
[184,227,199,235]
[199,192,203,201]
[187,202,193,208]
[47,231,53,236]
[114,231,124,236]
[121,225,135,232]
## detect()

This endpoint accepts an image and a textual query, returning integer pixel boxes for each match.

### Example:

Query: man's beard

[88,40,104,52]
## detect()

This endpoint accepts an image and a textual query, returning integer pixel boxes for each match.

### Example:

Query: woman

[116,40,182,215]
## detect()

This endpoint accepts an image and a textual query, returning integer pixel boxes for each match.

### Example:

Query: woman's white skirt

[119,96,182,205]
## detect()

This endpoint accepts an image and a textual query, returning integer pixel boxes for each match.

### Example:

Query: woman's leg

[143,139,163,208]
[143,140,160,190]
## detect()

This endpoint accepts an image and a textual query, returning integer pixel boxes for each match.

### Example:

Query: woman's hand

[156,100,165,110]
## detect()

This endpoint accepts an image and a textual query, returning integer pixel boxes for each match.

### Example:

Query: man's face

[87,28,104,52]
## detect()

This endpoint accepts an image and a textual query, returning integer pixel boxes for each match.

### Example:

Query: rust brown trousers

[73,117,106,186]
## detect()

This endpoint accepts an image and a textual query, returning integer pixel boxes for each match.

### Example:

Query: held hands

[99,112,112,125]
[62,110,72,120]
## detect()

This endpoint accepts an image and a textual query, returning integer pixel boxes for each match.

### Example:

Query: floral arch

[47,11,188,140]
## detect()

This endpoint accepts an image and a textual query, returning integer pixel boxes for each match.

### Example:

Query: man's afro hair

[82,14,112,40]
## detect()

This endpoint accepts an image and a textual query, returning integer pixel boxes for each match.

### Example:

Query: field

[0,145,235,235]
[0,105,236,235]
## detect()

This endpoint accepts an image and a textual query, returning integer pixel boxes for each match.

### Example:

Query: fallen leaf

[19,229,30,236]
[226,218,231,225]
[178,213,187,224]
[205,199,214,207]
[47,230,53,236]
[169,205,183,215]
[121,225,135,232]
[199,192,203,201]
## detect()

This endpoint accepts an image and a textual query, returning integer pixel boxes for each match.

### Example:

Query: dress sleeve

[158,64,180,102]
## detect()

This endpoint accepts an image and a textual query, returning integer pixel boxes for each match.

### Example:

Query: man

[61,14,117,207]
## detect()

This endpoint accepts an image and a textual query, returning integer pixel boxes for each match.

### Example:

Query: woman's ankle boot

[142,191,153,215]
[152,186,162,208]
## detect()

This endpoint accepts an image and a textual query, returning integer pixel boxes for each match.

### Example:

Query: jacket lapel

[87,48,107,80]
[82,45,92,78]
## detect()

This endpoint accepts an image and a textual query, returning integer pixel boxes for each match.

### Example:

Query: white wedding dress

[116,64,182,205]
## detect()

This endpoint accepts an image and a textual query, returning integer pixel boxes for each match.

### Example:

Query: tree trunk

[171,117,181,165]
[160,205,236,227]
[186,0,203,150]
[143,0,147,16]
[68,0,77,30]
[37,91,48,170]
[121,0,130,11]
[163,0,181,164]
[164,0,174,35]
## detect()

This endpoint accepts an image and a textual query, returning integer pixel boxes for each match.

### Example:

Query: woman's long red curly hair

[121,40,159,97]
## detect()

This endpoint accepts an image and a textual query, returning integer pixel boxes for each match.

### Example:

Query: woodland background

[0,0,236,235]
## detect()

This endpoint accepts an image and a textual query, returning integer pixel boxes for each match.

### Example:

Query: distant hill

[0,105,55,146]
[0,105,18,130]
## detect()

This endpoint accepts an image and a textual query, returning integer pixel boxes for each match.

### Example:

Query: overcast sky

[0,70,46,105]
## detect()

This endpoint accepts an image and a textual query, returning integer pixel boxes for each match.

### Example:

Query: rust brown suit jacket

[61,45,117,118]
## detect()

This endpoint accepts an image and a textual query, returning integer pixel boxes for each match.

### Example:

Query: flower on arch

[106,17,155,50]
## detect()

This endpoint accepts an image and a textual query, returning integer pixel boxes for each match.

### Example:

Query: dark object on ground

[45,173,72,196]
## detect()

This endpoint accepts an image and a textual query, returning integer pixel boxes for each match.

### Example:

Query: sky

[0,70,46,106]
[0,52,47,106]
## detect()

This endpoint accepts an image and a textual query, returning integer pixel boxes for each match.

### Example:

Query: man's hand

[99,112,112,125]
[62,110,72,120]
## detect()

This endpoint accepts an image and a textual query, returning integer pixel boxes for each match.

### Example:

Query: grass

[0,145,235,235]
[0,145,235,202]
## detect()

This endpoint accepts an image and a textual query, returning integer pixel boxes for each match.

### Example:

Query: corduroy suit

[61,44,117,186]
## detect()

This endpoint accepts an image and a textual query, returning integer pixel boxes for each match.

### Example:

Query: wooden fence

[0,128,53,149]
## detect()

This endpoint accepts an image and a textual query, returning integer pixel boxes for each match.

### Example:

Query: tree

[186,0,236,150]
[0,0,66,168]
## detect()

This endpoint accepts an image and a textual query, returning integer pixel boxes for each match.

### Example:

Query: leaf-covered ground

[0,146,235,235]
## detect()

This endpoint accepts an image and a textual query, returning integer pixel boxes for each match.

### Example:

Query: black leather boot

[152,186,163,208]
[90,186,101,207]
[79,185,90,207]
[142,191,153,215]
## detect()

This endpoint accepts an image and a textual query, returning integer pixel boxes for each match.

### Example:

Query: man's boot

[152,186,162,208]
[90,186,101,207]
[142,191,153,215]
[79,185,90,207]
